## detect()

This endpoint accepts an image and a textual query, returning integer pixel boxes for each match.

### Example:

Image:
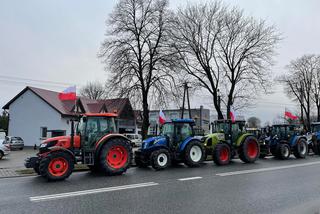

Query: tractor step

[83,151,95,165]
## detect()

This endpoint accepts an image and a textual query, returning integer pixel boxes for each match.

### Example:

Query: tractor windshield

[312,124,320,133]
[161,123,174,137]
[214,122,230,133]
[77,118,86,136]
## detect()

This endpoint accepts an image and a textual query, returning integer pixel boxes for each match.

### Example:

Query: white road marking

[30,182,159,202]
[216,161,320,177]
[178,176,202,181]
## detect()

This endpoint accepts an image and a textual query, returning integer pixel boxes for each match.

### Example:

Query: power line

[0,75,79,87]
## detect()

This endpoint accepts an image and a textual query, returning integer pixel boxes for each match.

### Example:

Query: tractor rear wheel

[213,143,231,166]
[183,141,205,167]
[276,144,290,160]
[239,136,260,163]
[39,152,74,181]
[313,140,320,155]
[151,149,171,170]
[99,138,132,175]
[293,139,307,159]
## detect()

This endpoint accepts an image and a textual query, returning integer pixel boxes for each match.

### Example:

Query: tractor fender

[43,146,76,161]
[94,134,131,158]
[291,136,307,147]
[236,133,256,147]
[203,133,225,149]
[178,137,202,152]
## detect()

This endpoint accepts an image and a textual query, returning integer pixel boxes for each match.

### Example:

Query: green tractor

[203,120,260,165]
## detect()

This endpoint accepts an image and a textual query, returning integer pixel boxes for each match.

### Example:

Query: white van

[124,134,142,147]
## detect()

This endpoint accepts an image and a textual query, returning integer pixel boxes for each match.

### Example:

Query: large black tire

[276,144,290,160]
[150,149,171,170]
[239,136,260,163]
[313,140,320,155]
[293,139,307,159]
[39,152,74,181]
[0,151,3,160]
[183,141,205,167]
[135,155,149,168]
[88,164,100,173]
[33,163,40,175]
[99,138,132,175]
[213,143,231,166]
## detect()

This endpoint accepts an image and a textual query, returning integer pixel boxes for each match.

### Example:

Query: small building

[3,86,136,146]
[148,106,210,136]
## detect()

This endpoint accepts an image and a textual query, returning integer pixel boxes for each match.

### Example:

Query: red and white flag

[230,106,236,123]
[58,86,77,101]
[284,109,298,120]
[159,110,166,125]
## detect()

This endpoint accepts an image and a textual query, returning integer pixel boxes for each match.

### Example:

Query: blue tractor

[310,122,320,155]
[134,119,205,170]
[267,124,308,160]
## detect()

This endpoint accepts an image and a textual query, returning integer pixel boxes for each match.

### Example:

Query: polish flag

[58,86,77,101]
[230,106,236,123]
[285,110,298,120]
[159,110,166,125]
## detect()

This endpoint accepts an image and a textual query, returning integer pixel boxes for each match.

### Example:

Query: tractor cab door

[172,123,193,150]
[82,117,116,151]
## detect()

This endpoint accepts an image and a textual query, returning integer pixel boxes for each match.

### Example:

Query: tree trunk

[141,94,150,140]
[213,96,224,120]
[317,105,320,122]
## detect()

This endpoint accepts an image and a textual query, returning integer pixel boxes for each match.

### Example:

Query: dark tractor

[265,124,307,160]
[134,119,205,170]
[203,120,260,166]
[25,113,132,181]
[310,122,320,155]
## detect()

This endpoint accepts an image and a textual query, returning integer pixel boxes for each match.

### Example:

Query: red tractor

[25,113,132,181]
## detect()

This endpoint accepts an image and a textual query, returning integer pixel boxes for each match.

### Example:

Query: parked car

[5,136,24,150]
[0,139,10,160]
[124,133,142,147]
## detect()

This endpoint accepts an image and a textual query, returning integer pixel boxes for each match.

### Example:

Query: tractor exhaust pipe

[70,119,74,148]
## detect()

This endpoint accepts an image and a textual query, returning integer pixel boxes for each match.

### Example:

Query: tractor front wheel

[239,136,260,163]
[213,143,231,166]
[184,141,205,167]
[39,152,74,181]
[151,149,171,170]
[293,139,307,159]
[99,138,132,175]
[276,144,290,160]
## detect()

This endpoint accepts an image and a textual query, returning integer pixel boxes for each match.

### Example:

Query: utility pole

[300,81,304,126]
[181,82,191,119]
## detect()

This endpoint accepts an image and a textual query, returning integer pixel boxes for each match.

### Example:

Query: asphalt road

[1,156,320,214]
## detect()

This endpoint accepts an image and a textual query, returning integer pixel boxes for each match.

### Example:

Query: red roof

[3,86,134,119]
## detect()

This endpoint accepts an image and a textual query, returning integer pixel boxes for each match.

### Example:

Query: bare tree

[99,0,179,138]
[247,116,261,128]
[282,55,319,130]
[171,2,280,119]
[310,55,320,121]
[80,81,106,100]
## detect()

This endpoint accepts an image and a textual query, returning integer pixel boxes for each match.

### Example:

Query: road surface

[1,156,320,214]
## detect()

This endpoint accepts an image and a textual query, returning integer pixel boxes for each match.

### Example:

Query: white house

[3,86,136,146]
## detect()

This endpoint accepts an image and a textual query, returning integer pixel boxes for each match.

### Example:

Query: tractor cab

[160,119,195,150]
[76,113,117,150]
[271,124,303,143]
[212,120,246,143]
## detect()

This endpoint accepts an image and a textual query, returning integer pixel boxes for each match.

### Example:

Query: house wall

[8,90,71,146]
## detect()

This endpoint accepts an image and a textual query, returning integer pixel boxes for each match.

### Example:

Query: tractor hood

[40,135,80,149]
[202,133,225,147]
[142,136,166,149]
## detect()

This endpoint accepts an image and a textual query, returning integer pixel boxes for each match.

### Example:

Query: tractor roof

[83,113,118,117]
[170,118,195,123]
[215,119,246,123]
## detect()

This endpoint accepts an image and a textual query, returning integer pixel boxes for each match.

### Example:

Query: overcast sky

[1,0,319,124]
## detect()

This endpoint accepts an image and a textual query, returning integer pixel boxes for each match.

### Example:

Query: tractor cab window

[161,123,174,138]
[312,124,320,133]
[77,118,86,136]
[175,123,192,143]
[215,122,230,133]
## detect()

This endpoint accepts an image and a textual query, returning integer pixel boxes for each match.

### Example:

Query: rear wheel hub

[106,146,128,169]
